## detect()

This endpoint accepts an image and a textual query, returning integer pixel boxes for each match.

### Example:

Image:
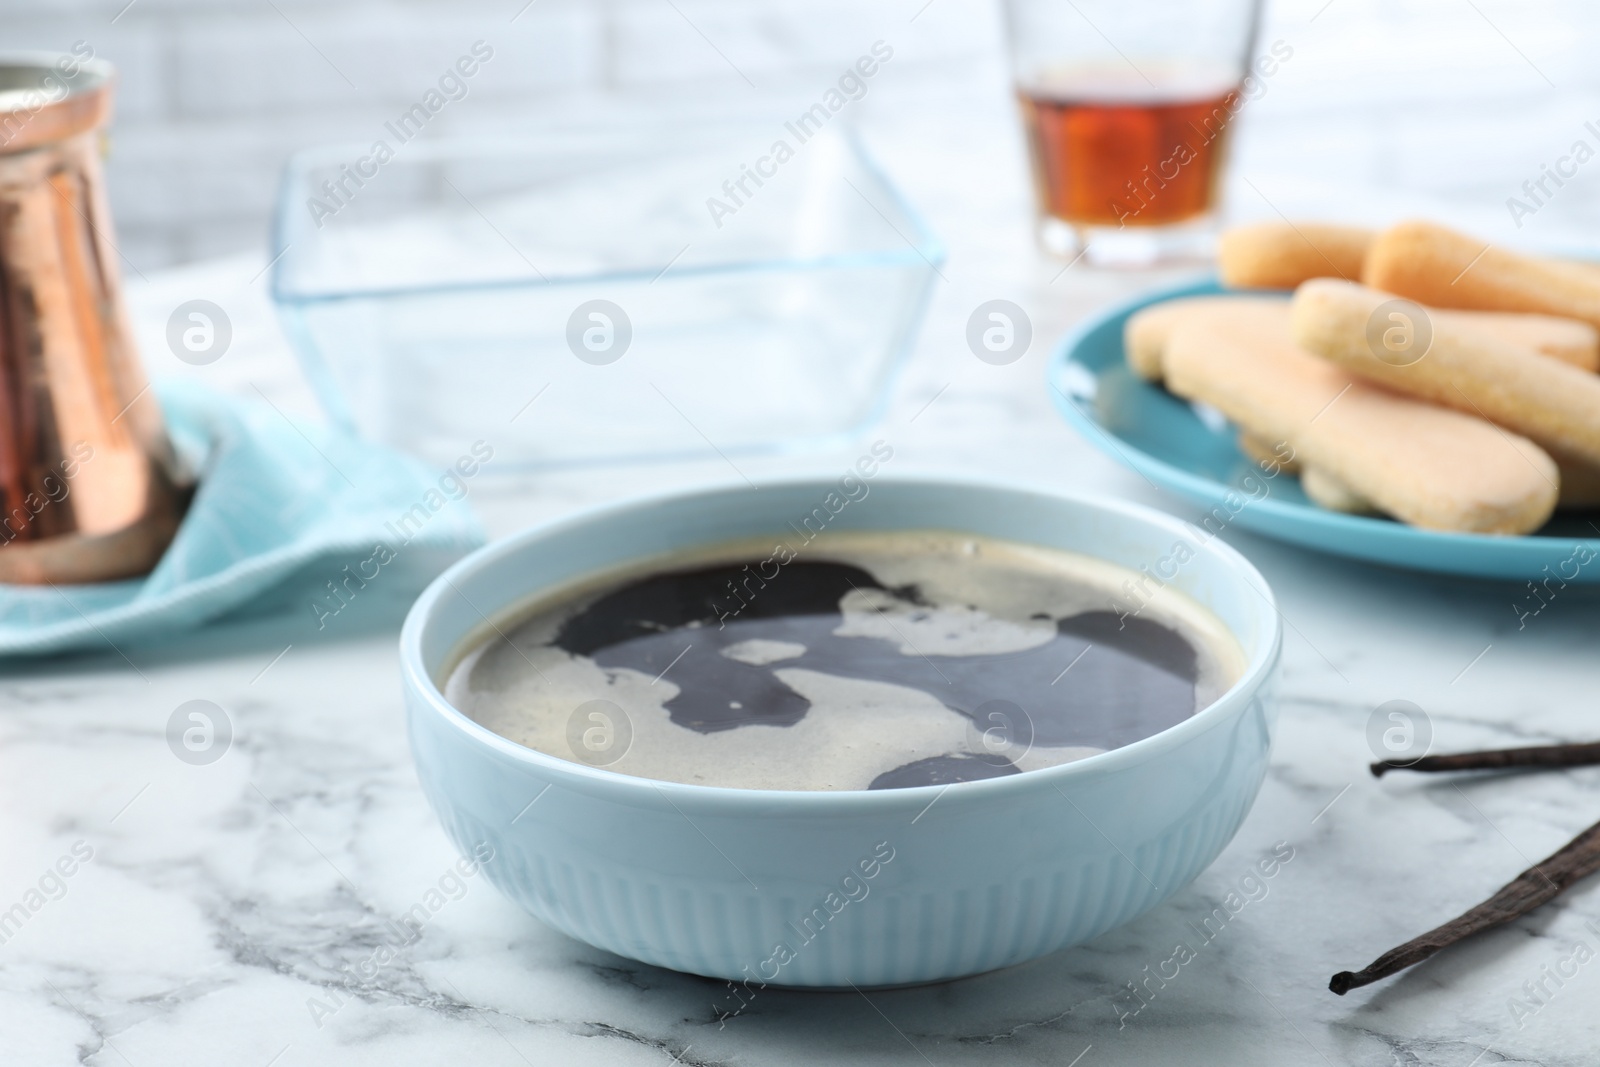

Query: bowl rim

[399,474,1281,812]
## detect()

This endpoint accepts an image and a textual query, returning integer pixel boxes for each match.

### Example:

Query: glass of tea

[1002,0,1265,265]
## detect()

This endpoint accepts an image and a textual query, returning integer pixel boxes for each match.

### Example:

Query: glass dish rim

[268,126,948,304]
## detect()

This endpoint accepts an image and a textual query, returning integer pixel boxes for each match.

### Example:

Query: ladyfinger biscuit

[1362,221,1600,332]
[1217,222,1374,290]
[1300,466,1378,515]
[1124,295,1290,381]
[1164,318,1557,534]
[1443,310,1599,371]
[1236,430,1301,475]
[1549,258,1600,290]
[1292,279,1600,468]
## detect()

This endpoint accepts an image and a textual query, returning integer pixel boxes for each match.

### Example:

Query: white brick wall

[9,0,1600,269]
[3,0,995,269]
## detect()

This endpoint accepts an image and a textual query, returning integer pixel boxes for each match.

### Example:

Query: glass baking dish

[269,125,943,469]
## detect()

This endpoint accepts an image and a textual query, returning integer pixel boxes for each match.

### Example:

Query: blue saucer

[1046,277,1600,584]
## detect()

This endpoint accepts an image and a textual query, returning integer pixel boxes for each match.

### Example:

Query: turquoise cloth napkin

[0,380,486,657]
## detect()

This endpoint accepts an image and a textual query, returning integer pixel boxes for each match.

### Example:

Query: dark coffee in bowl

[444,531,1244,791]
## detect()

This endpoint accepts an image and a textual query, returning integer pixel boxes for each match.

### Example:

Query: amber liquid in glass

[1019,73,1242,229]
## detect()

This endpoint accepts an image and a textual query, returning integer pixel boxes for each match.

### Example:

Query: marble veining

[5,354,1599,1067]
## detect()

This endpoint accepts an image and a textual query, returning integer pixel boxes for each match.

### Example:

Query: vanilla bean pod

[1371,741,1600,778]
[1330,816,1600,994]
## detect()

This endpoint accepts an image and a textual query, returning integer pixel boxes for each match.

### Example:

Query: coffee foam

[444,530,1246,791]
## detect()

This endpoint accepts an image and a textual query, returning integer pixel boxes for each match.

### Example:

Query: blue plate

[1047,277,1600,583]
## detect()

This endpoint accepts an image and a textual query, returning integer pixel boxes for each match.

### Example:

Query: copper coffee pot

[0,53,188,585]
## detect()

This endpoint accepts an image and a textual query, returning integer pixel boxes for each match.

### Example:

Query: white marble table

[8,55,1600,1067]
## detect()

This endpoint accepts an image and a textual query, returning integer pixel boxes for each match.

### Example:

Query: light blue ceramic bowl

[1049,277,1600,582]
[400,478,1281,987]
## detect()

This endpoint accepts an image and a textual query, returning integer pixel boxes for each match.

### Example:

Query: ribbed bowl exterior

[401,479,1281,987]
